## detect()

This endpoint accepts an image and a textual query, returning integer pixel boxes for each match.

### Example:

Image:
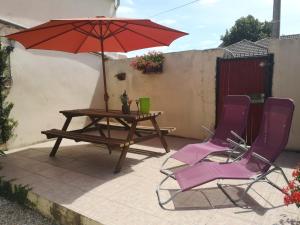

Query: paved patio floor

[0,134,299,225]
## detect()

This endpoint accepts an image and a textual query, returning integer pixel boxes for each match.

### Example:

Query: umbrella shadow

[17,44,106,110]
[24,48,101,71]
[89,68,105,109]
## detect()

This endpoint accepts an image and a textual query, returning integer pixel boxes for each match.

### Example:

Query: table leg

[115,118,131,130]
[107,117,111,138]
[80,117,103,133]
[116,118,142,137]
[49,117,72,157]
[114,121,137,173]
[89,117,106,136]
[89,116,113,154]
[98,118,113,154]
[150,117,170,153]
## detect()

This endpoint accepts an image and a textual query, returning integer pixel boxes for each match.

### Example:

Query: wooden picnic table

[42,109,175,173]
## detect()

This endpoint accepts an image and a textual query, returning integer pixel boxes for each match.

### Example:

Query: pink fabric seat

[171,95,251,165]
[174,98,295,191]
[175,159,256,191]
[157,98,295,207]
[172,141,229,165]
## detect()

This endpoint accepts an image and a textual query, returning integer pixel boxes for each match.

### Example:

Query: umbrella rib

[92,22,100,36]
[74,23,96,53]
[74,27,99,39]
[98,21,107,53]
[26,21,91,49]
[107,26,127,52]
[7,21,86,36]
[102,21,111,38]
[98,21,104,49]
[110,21,168,46]
[103,23,129,40]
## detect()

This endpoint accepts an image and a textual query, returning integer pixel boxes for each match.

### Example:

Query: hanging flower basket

[115,72,126,80]
[130,51,164,74]
[142,63,163,74]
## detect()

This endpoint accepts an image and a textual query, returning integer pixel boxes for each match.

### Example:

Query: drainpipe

[115,0,120,10]
[272,0,281,38]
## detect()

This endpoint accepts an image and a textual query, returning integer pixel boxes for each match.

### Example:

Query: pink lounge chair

[160,95,251,175]
[157,98,294,207]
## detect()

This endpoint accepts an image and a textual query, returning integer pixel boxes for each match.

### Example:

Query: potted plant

[120,90,132,114]
[282,166,300,207]
[130,51,164,74]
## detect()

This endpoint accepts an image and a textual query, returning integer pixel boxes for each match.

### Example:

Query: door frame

[215,54,274,127]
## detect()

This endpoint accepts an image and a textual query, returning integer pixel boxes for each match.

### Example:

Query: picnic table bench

[42,109,175,173]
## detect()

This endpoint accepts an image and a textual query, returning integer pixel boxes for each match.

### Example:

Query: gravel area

[0,196,58,225]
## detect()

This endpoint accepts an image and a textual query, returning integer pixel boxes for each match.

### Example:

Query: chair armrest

[225,138,250,162]
[230,130,246,144]
[251,152,276,167]
[226,138,248,152]
[201,125,214,136]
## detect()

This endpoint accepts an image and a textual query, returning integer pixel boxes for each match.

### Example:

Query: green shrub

[0,40,17,151]
[0,176,32,206]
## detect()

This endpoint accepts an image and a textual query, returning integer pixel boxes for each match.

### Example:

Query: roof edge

[0,18,26,30]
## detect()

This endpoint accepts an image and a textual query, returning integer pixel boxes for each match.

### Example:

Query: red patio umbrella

[6,17,188,111]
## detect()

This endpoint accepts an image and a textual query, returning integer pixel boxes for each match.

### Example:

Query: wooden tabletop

[60,109,162,119]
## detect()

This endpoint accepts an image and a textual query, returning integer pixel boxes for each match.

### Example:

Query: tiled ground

[0,135,299,225]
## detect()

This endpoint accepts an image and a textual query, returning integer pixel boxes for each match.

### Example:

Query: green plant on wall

[0,40,17,155]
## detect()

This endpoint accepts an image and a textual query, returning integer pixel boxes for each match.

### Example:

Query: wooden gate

[216,54,274,143]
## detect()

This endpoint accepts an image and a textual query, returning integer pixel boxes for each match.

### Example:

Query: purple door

[216,55,273,143]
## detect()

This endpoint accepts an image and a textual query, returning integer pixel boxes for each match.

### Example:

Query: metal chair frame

[156,139,289,209]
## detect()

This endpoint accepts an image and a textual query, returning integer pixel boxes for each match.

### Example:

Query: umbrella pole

[100,50,109,112]
[100,43,111,139]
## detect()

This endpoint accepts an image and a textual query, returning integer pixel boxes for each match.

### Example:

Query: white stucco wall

[1,0,116,148]
[105,49,224,140]
[7,44,105,148]
[6,47,222,148]
[269,39,300,151]
[0,0,116,27]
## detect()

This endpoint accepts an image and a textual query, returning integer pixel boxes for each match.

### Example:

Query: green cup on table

[139,97,150,114]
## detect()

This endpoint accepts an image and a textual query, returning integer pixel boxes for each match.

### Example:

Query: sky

[116,0,300,57]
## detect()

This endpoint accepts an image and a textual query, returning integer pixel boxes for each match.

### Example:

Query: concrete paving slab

[0,136,299,225]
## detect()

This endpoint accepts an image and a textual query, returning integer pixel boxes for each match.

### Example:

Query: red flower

[282,187,289,194]
[283,166,300,207]
[291,191,300,204]
[284,194,293,205]
[288,180,295,189]
[292,169,300,178]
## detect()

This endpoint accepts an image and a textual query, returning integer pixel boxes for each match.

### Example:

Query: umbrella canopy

[6,17,188,110]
